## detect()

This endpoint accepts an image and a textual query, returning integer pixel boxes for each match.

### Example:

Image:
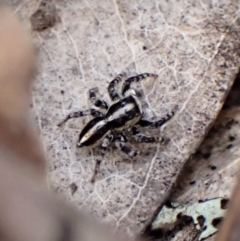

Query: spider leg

[91,159,101,183]
[137,105,177,129]
[108,74,123,101]
[88,87,108,110]
[122,73,158,96]
[131,126,164,144]
[114,132,139,157]
[91,133,114,183]
[58,109,104,127]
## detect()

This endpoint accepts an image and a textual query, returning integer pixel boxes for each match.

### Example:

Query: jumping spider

[58,73,177,182]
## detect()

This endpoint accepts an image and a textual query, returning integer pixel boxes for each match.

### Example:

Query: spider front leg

[108,74,123,101]
[114,132,139,157]
[122,73,158,96]
[91,133,114,183]
[58,109,104,127]
[88,87,108,110]
[131,126,164,144]
[137,105,178,129]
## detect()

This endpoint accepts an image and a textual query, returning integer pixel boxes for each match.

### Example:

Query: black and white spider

[58,73,177,182]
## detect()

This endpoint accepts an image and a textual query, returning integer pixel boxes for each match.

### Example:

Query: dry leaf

[10,0,240,237]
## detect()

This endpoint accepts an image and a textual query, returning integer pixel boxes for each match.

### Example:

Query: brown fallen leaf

[11,0,240,236]
[9,0,239,236]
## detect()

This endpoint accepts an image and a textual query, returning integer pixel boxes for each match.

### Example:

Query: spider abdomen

[77,117,109,147]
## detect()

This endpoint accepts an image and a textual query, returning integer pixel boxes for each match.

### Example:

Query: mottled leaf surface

[11,0,240,237]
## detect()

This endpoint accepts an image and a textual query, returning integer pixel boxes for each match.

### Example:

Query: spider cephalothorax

[58,73,177,182]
